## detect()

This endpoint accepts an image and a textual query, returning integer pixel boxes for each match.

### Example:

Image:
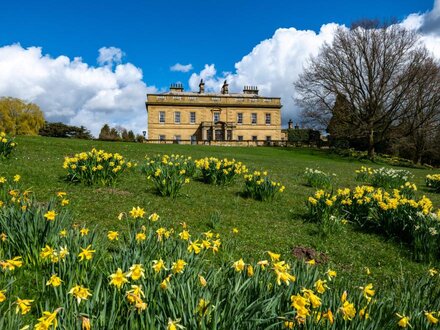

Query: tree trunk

[368,129,375,159]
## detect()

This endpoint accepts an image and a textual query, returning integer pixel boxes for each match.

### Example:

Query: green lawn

[2,136,439,286]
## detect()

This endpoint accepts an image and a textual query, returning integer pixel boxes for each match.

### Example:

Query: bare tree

[295,23,440,158]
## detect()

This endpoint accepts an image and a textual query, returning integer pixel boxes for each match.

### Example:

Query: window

[159,135,166,141]
[237,136,244,141]
[213,112,220,123]
[159,111,165,123]
[265,113,271,125]
[251,113,257,124]
[174,135,181,142]
[190,112,196,124]
[237,113,243,124]
[252,136,257,141]
[266,136,272,142]
[174,111,181,124]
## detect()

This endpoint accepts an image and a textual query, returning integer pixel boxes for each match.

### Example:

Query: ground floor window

[237,135,243,141]
[266,136,272,142]
[159,135,166,141]
[252,136,257,141]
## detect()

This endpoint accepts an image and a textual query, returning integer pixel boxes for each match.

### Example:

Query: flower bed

[0,132,17,159]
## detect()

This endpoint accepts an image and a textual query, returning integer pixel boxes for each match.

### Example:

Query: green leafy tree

[0,97,45,135]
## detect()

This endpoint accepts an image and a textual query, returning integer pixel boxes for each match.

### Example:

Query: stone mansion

[145,80,282,144]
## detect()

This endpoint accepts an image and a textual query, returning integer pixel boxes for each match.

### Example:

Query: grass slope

[1,136,439,286]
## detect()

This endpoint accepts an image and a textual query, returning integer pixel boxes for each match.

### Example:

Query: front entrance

[215,129,224,141]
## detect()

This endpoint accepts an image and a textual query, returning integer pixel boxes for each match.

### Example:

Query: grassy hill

[2,135,440,285]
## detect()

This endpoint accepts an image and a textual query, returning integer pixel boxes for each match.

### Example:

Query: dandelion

[78,245,95,261]
[232,228,239,234]
[46,274,63,287]
[13,174,21,182]
[69,285,92,304]
[44,210,57,221]
[15,298,33,315]
[109,268,129,289]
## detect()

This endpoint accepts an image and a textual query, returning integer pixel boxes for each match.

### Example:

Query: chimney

[199,79,205,94]
[243,85,259,95]
[288,119,293,129]
[170,83,184,93]
[221,80,229,94]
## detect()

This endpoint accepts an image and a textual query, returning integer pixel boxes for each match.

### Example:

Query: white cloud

[170,63,193,72]
[97,46,125,67]
[0,44,156,136]
[189,24,340,125]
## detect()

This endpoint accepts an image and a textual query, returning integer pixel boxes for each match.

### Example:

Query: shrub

[304,168,335,189]
[307,186,440,262]
[426,174,440,193]
[195,157,247,185]
[355,166,413,189]
[142,154,193,197]
[0,132,17,159]
[63,148,135,186]
[243,171,285,201]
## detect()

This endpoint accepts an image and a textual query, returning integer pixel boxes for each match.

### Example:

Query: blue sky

[1,0,434,88]
[0,0,438,135]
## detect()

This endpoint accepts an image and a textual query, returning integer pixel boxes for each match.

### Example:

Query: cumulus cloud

[189,0,440,127]
[97,46,125,67]
[170,63,194,72]
[0,44,155,136]
[189,24,339,125]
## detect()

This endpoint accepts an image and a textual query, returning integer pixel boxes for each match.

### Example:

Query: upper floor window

[159,111,165,123]
[265,113,271,125]
[251,113,257,124]
[174,111,181,124]
[237,113,243,124]
[213,112,220,123]
[190,112,196,124]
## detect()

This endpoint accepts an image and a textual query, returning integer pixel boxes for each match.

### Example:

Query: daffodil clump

[355,166,413,190]
[426,174,440,193]
[142,154,194,197]
[0,131,17,159]
[304,168,335,189]
[2,176,440,329]
[0,174,32,210]
[243,170,285,201]
[307,186,440,261]
[195,157,247,185]
[63,148,135,186]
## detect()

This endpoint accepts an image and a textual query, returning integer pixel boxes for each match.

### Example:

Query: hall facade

[145,80,282,143]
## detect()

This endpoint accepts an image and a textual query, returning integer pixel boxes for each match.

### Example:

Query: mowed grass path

[2,136,440,285]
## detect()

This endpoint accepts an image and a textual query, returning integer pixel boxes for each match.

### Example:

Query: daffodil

[68,285,92,304]
[232,258,245,272]
[396,313,411,328]
[44,210,57,221]
[127,264,145,280]
[425,311,439,324]
[0,290,6,302]
[109,268,129,289]
[15,298,33,315]
[152,259,166,273]
[46,274,63,287]
[78,245,95,261]
[171,259,187,274]
[107,231,119,241]
[198,274,207,287]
